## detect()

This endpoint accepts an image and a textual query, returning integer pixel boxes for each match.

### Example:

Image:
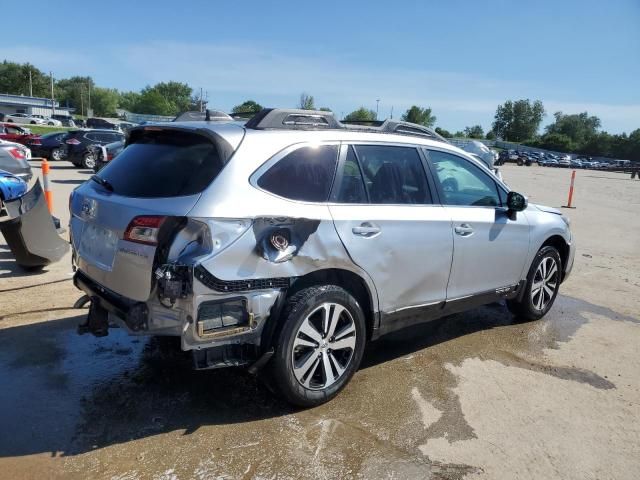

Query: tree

[344,107,376,121]
[485,130,497,140]
[492,99,545,142]
[90,87,120,116]
[0,61,50,97]
[232,100,263,114]
[55,76,95,115]
[535,133,575,152]
[544,111,601,146]
[118,91,142,112]
[319,107,332,112]
[464,125,484,139]
[401,105,436,127]
[435,127,452,138]
[453,131,465,138]
[135,89,175,116]
[299,92,315,110]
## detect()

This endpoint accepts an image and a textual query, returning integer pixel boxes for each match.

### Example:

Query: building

[0,93,72,117]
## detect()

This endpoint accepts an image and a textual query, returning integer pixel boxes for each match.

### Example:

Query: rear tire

[51,148,62,161]
[82,151,96,169]
[267,285,366,407]
[507,246,562,321]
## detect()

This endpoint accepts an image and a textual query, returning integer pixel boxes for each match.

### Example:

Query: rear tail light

[29,138,42,145]
[107,152,114,161]
[124,216,166,246]
[66,138,81,145]
[7,148,26,160]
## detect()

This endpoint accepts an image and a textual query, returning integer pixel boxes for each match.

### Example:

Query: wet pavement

[1,163,639,479]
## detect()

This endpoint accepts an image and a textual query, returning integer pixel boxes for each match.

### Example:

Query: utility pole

[80,88,84,117]
[50,72,56,117]
[29,69,33,97]
[200,87,204,113]
[390,106,394,119]
[376,99,380,120]
[87,83,91,115]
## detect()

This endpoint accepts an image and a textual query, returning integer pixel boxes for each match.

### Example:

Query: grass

[26,125,74,135]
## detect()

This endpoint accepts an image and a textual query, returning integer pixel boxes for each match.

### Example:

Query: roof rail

[174,110,233,122]
[243,108,449,144]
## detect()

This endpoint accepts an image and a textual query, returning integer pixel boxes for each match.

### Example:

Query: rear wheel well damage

[541,235,569,281]
[260,268,375,353]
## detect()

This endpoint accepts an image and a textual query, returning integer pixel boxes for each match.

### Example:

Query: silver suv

[70,109,575,406]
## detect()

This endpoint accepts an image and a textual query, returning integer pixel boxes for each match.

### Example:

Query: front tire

[51,148,62,161]
[268,285,366,407]
[507,246,562,321]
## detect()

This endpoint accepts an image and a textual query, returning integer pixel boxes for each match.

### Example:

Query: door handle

[352,222,381,237]
[454,223,474,236]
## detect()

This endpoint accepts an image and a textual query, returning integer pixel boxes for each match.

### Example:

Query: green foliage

[344,107,377,121]
[545,111,601,146]
[492,99,545,142]
[464,125,484,139]
[55,76,94,115]
[232,100,263,114]
[299,93,315,110]
[0,61,50,97]
[319,107,332,112]
[118,91,142,112]
[90,87,120,116]
[453,131,465,138]
[485,130,496,140]
[401,105,436,127]
[435,127,452,138]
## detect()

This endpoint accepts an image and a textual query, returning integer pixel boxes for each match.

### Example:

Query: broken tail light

[124,216,166,246]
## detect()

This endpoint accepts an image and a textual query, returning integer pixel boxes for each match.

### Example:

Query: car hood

[531,203,562,215]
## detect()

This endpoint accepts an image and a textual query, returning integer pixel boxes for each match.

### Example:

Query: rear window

[257,145,339,202]
[97,130,227,198]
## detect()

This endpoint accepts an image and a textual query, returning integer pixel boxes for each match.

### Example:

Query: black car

[26,132,67,160]
[93,140,125,172]
[86,117,120,130]
[63,129,125,168]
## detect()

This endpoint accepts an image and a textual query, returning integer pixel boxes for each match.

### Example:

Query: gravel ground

[0,162,638,480]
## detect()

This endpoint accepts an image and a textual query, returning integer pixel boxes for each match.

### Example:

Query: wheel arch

[261,268,377,352]
[540,234,570,281]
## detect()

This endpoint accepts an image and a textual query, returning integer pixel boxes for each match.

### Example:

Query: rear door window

[332,146,368,203]
[257,145,339,202]
[97,130,227,198]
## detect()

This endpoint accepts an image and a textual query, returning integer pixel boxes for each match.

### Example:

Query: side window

[355,145,431,204]
[258,145,339,202]
[333,146,368,203]
[85,133,99,142]
[427,150,501,207]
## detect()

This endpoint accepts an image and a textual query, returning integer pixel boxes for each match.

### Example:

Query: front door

[425,148,530,300]
[329,144,453,317]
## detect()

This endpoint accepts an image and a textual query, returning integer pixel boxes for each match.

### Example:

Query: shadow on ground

[0,295,636,460]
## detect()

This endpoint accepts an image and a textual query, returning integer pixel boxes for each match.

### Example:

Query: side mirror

[507,191,527,212]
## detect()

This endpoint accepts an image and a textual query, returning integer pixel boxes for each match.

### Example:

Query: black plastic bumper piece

[192,344,258,370]
[73,270,148,332]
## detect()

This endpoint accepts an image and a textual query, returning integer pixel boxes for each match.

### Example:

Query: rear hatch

[70,124,244,301]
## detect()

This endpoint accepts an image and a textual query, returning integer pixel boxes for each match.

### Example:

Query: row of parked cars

[497,149,614,170]
[0,122,125,169]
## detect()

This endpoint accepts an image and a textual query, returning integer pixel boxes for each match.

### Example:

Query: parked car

[558,155,571,168]
[70,108,575,406]
[50,114,76,127]
[5,113,45,125]
[73,118,86,128]
[63,129,125,168]
[540,159,559,167]
[460,140,496,169]
[26,132,67,160]
[570,159,583,169]
[118,122,138,134]
[93,140,125,172]
[0,142,32,182]
[30,115,62,126]
[86,118,121,131]
[0,123,40,146]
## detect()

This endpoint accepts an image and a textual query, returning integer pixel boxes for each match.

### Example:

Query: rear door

[328,143,453,316]
[424,148,530,300]
[70,127,239,301]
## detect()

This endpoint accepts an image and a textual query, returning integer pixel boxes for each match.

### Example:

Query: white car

[460,140,497,169]
[31,115,62,126]
[0,139,32,159]
[5,113,45,125]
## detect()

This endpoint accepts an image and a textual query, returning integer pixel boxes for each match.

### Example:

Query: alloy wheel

[531,256,558,311]
[51,148,62,161]
[83,153,96,169]
[291,302,357,390]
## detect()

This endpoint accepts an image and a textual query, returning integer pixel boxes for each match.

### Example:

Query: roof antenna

[205,109,211,121]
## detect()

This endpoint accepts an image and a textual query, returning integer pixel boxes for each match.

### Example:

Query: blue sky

[1,0,638,133]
